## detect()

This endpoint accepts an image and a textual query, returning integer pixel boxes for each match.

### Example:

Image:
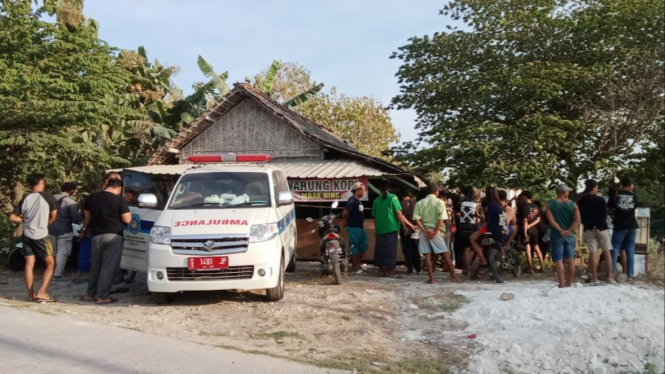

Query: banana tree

[251,60,325,108]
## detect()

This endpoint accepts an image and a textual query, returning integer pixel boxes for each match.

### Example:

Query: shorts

[347,226,368,256]
[524,231,539,247]
[583,230,612,253]
[550,232,576,262]
[22,236,55,260]
[419,231,449,255]
[458,234,472,250]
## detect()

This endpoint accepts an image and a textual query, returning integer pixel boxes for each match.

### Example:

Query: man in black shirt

[578,180,615,284]
[608,176,640,280]
[343,182,368,274]
[81,178,131,304]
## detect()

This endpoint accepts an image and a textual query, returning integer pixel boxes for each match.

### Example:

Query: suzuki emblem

[203,240,216,251]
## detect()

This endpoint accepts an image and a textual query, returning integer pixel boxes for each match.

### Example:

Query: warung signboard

[288,177,369,202]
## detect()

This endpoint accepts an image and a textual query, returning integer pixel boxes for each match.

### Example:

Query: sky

[82,0,454,143]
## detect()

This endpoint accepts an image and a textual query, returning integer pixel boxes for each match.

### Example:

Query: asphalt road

[0,303,348,374]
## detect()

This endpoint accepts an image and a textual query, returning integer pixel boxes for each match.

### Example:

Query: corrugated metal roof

[112,160,391,179]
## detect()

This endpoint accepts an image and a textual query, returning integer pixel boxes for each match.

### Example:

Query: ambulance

[120,154,297,304]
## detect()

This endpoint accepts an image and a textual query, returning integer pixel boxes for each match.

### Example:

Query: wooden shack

[143,83,425,261]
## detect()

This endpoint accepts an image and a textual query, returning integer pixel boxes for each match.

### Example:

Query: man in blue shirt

[343,182,368,274]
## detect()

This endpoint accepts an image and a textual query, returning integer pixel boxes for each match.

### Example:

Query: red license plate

[188,256,229,270]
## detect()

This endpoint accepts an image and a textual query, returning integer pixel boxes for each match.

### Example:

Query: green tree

[255,61,400,158]
[623,122,665,238]
[0,0,137,207]
[391,0,664,191]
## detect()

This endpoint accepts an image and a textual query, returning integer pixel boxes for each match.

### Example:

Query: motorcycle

[501,241,522,278]
[306,201,347,285]
[4,224,82,271]
[477,232,505,283]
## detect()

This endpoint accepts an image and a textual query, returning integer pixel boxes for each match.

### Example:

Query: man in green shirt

[413,184,459,284]
[372,181,416,277]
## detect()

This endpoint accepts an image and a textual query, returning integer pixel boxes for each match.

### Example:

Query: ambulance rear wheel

[153,292,176,305]
[266,257,285,302]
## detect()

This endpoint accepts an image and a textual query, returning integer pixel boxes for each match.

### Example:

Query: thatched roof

[146,83,407,175]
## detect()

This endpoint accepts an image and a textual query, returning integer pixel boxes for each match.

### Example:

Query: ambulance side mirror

[278,191,293,206]
[138,193,158,208]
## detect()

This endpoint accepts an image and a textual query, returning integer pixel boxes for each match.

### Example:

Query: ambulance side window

[124,172,164,209]
[272,171,289,199]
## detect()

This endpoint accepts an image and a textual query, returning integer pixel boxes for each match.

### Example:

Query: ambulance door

[121,170,170,273]
[273,171,296,264]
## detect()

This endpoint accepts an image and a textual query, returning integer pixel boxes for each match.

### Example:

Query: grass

[618,363,660,374]
[216,344,451,374]
[251,330,304,342]
[311,352,450,374]
[198,330,228,338]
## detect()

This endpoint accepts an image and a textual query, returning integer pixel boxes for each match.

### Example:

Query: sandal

[96,298,118,305]
[35,297,57,303]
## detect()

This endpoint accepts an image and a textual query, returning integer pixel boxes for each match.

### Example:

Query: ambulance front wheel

[266,257,285,302]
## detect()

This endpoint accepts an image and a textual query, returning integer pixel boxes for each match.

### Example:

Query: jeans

[611,229,638,277]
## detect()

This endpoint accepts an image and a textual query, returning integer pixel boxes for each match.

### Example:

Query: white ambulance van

[120,154,297,304]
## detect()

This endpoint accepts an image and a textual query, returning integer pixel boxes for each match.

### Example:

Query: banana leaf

[284,83,324,108]
[138,46,148,60]
[260,60,280,95]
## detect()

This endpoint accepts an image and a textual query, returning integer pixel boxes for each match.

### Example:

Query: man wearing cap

[343,182,368,274]
[546,183,581,288]
[578,180,616,284]
[608,176,639,281]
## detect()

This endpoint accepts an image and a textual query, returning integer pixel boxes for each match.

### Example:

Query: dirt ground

[0,261,484,374]
[3,259,660,374]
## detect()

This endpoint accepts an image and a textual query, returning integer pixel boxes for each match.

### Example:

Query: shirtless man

[499,190,518,247]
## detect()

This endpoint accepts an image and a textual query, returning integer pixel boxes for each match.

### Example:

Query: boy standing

[9,174,59,302]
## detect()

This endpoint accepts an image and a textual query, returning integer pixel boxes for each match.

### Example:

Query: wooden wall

[296,218,406,262]
[179,98,324,162]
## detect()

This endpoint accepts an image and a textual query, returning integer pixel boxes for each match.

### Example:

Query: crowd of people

[9,172,131,304]
[7,170,642,302]
[343,176,641,288]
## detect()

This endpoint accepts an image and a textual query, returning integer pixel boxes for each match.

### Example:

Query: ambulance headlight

[249,223,279,243]
[150,226,171,245]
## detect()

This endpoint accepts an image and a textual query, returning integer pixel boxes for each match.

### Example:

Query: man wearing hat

[343,181,368,274]
[545,183,581,288]
[578,180,616,284]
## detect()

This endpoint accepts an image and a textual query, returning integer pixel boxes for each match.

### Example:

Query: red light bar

[188,154,272,163]
[325,233,339,240]
[235,154,272,162]
[188,155,222,163]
